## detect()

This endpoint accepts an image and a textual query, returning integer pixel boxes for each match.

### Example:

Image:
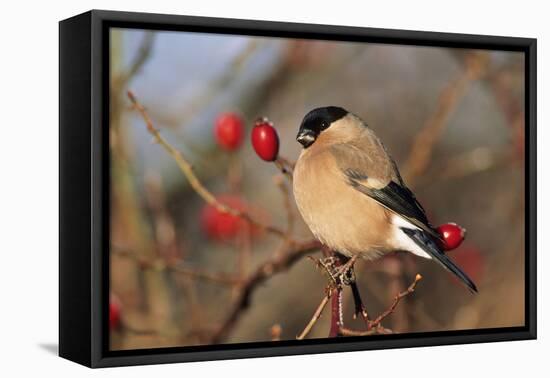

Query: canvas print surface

[109,27,526,351]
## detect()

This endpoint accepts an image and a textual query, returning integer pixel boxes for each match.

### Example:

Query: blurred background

[109,27,525,350]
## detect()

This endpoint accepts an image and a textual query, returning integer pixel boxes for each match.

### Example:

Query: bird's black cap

[297,106,348,147]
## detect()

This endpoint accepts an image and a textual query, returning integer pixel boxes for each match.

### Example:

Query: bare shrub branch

[127,90,287,238]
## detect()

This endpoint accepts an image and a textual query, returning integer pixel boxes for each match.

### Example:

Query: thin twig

[369,273,423,329]
[304,253,355,338]
[274,157,294,180]
[297,294,330,340]
[304,252,423,338]
[277,156,296,170]
[127,90,286,238]
[338,274,422,336]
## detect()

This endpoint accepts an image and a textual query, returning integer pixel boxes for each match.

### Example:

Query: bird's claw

[319,256,356,288]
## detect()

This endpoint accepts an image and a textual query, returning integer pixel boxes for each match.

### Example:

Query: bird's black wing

[329,141,441,240]
[330,142,475,292]
[347,176,442,241]
[350,175,477,293]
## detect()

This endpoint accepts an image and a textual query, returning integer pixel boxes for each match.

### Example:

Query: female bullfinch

[293,106,477,293]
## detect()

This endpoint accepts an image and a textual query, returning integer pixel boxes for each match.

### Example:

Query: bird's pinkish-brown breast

[293,145,392,259]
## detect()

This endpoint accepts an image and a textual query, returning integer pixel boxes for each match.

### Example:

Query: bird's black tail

[401,227,478,293]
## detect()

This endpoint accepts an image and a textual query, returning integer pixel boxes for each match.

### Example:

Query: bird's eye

[321,121,328,129]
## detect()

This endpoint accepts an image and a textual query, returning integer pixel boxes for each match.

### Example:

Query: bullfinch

[293,106,477,293]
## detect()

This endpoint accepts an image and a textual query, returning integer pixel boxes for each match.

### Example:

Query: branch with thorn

[298,254,422,339]
[127,90,287,238]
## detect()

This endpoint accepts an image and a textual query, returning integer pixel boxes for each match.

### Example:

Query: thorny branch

[297,257,423,339]
[338,275,422,336]
[368,273,423,329]
[127,90,286,238]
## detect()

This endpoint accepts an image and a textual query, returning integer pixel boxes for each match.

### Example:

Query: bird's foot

[338,264,356,286]
[318,255,357,287]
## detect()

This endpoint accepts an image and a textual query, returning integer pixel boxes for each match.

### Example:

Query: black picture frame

[59,9,537,368]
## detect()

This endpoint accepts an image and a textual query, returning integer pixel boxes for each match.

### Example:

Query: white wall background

[0,0,546,375]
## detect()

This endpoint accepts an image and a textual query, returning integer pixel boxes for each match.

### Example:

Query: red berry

[200,195,247,241]
[214,112,244,151]
[437,222,466,251]
[109,294,121,331]
[251,118,279,162]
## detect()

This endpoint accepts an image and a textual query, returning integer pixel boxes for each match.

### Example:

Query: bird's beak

[296,130,316,148]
